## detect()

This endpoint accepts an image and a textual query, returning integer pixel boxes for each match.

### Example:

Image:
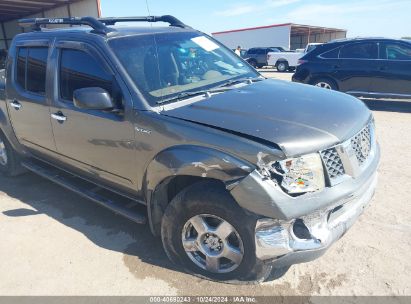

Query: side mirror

[73,87,115,110]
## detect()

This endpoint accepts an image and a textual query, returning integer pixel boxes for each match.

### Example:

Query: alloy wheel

[277,63,286,72]
[181,214,244,274]
[315,82,332,89]
[0,139,8,166]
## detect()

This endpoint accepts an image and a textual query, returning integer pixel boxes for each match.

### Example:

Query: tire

[247,59,257,68]
[276,61,289,72]
[161,181,273,284]
[0,132,24,176]
[312,78,337,90]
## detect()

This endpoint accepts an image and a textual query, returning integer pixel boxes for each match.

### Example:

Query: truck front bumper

[254,171,377,267]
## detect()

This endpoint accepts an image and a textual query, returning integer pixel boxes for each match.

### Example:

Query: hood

[162,79,371,157]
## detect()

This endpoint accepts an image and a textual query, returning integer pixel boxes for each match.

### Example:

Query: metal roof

[0,0,84,22]
[212,23,346,36]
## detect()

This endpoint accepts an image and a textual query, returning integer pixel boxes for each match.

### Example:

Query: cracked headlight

[277,153,325,194]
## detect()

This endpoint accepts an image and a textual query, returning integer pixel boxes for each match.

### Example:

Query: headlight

[276,153,325,194]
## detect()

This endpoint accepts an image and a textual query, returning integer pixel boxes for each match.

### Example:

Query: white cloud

[215,0,300,17]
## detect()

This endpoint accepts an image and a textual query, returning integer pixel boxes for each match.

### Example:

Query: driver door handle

[10,100,22,110]
[51,112,67,123]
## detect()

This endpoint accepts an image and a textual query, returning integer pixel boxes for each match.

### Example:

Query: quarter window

[320,47,341,59]
[59,49,113,102]
[339,43,378,59]
[383,43,411,60]
[15,46,48,95]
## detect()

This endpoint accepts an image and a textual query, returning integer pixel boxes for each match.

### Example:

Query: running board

[21,159,147,224]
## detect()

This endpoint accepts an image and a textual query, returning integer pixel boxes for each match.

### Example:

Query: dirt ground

[0,71,410,296]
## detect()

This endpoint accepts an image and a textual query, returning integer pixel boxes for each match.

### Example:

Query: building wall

[212,25,292,50]
[0,0,99,49]
[290,31,347,50]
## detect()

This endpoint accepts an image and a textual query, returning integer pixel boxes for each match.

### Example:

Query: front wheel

[0,132,24,176]
[161,181,273,284]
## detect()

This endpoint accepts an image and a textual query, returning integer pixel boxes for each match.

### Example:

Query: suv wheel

[276,61,289,72]
[313,78,337,90]
[247,59,257,68]
[0,132,24,176]
[161,181,273,284]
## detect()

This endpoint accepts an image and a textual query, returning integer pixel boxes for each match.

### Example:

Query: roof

[0,0,86,22]
[328,37,411,44]
[212,23,346,35]
[212,23,292,35]
[14,25,195,41]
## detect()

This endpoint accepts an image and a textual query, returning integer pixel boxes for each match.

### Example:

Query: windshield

[109,32,259,105]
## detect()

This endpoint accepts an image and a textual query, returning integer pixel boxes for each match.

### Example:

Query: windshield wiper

[156,87,232,105]
[218,76,264,88]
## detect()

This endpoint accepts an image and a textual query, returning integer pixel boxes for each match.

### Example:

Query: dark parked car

[245,47,285,68]
[292,38,411,98]
[0,16,379,284]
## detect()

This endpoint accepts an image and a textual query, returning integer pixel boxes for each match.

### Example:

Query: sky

[99,0,411,38]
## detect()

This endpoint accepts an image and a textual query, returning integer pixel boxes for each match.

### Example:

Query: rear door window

[382,43,411,60]
[339,42,378,59]
[26,47,48,95]
[15,46,48,95]
[16,47,27,89]
[59,49,113,102]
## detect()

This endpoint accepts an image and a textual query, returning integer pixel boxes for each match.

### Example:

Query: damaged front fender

[144,145,256,235]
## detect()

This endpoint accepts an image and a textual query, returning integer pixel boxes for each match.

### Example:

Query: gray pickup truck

[0,16,379,284]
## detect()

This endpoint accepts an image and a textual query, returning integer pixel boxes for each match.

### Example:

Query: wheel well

[276,59,288,65]
[148,175,227,236]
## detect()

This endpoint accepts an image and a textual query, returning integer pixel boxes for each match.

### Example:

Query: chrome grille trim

[351,124,371,165]
[320,120,375,186]
[320,148,345,179]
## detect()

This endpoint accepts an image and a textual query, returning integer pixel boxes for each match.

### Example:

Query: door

[335,42,379,93]
[369,41,411,96]
[6,43,56,155]
[49,42,137,189]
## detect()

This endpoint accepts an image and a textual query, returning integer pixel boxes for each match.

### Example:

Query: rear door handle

[10,100,22,110]
[51,112,67,123]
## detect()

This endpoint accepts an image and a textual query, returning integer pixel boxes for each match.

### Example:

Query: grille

[320,147,345,179]
[351,124,372,165]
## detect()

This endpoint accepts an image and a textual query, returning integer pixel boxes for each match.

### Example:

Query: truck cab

[0,16,380,284]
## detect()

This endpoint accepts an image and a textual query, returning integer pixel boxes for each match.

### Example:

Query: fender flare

[144,145,255,235]
[275,58,289,64]
[0,103,24,154]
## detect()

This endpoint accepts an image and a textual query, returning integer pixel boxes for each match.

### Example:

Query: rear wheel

[0,132,23,176]
[312,78,337,90]
[161,181,273,284]
[247,59,257,68]
[276,61,289,72]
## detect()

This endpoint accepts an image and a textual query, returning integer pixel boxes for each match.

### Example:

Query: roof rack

[98,15,190,28]
[18,17,112,34]
[18,15,190,35]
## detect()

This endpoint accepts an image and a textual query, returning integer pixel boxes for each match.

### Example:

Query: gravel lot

[0,71,410,296]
